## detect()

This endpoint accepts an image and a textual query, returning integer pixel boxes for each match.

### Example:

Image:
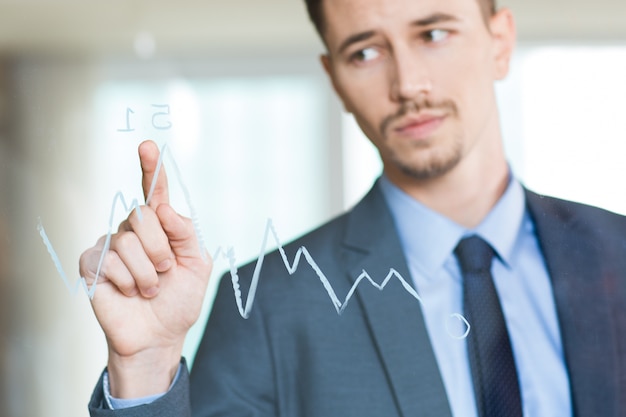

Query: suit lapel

[526,190,619,416]
[340,184,452,417]
[337,185,621,416]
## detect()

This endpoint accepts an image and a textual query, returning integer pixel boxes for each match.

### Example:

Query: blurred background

[1,0,625,415]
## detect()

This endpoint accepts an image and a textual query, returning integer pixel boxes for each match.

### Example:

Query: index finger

[139,140,169,208]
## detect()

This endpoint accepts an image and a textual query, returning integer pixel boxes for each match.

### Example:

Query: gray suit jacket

[89,182,626,416]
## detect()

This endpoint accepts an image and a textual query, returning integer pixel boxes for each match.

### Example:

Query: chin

[393,153,463,181]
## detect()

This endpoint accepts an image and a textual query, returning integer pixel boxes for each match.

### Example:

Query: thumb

[156,204,205,261]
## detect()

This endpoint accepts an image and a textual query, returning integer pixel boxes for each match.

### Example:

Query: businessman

[83,0,626,415]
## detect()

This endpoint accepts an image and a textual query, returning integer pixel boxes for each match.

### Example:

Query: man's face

[321,0,514,184]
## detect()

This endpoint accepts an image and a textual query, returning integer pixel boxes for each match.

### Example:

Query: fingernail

[157,259,172,272]
[144,286,160,298]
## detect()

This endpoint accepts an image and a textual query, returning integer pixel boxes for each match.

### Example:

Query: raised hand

[79,140,212,398]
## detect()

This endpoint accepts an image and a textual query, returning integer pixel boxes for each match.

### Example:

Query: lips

[392,113,447,140]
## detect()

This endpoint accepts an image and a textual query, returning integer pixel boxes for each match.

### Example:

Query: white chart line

[218,217,424,317]
[38,143,207,299]
[37,143,470,338]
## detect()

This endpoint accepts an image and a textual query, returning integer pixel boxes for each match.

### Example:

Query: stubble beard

[381,98,463,181]
[390,135,463,180]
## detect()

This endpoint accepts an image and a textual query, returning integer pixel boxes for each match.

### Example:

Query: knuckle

[96,235,108,247]
[78,248,91,267]
[117,220,131,232]
[117,278,137,295]
[80,235,111,276]
[127,206,140,223]
[113,231,139,252]
[136,274,159,293]
[78,251,92,277]
[79,247,103,277]
[128,205,153,227]
[150,243,171,260]
[99,251,119,275]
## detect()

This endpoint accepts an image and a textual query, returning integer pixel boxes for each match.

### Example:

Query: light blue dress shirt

[378,175,572,417]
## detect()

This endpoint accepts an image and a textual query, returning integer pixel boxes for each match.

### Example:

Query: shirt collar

[378,174,526,276]
[473,176,526,268]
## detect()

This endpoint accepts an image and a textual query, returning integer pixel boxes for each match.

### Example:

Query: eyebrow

[411,12,460,27]
[336,12,460,55]
[337,31,376,55]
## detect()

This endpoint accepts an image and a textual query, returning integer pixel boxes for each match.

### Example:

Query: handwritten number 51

[117,104,172,132]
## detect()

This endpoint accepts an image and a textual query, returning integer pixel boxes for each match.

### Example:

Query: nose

[389,44,432,103]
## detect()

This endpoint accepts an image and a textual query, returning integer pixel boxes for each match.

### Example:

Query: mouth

[392,113,447,140]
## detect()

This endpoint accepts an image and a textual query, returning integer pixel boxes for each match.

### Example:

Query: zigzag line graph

[37,143,470,339]
[37,143,207,300]
[216,216,424,318]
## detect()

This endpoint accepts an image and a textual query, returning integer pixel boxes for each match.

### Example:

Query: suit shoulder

[526,190,626,233]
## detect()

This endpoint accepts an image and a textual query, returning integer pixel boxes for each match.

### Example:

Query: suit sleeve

[88,360,192,417]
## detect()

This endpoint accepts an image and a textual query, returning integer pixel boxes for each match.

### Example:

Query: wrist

[107,345,182,399]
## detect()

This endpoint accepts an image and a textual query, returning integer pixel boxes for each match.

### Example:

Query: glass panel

[92,75,331,363]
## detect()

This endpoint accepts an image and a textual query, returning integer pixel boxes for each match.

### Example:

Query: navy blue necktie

[454,235,523,417]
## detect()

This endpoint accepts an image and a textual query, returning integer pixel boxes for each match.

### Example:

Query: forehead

[322,0,484,46]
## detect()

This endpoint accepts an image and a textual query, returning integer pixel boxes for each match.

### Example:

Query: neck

[385,143,509,229]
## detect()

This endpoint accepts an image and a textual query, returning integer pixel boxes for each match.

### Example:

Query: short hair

[305,0,497,40]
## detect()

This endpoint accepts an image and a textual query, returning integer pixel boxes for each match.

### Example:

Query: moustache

[380,98,458,138]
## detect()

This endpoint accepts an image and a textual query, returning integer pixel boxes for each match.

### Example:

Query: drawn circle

[446,313,471,340]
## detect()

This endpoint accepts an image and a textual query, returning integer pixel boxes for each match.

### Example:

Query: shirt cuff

[103,363,183,409]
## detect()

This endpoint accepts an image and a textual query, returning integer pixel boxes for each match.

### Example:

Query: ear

[320,54,353,113]
[488,8,516,80]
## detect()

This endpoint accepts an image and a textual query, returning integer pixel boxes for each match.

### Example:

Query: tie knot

[454,235,495,274]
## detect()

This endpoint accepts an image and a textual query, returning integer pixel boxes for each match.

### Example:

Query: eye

[425,29,450,43]
[351,47,381,63]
